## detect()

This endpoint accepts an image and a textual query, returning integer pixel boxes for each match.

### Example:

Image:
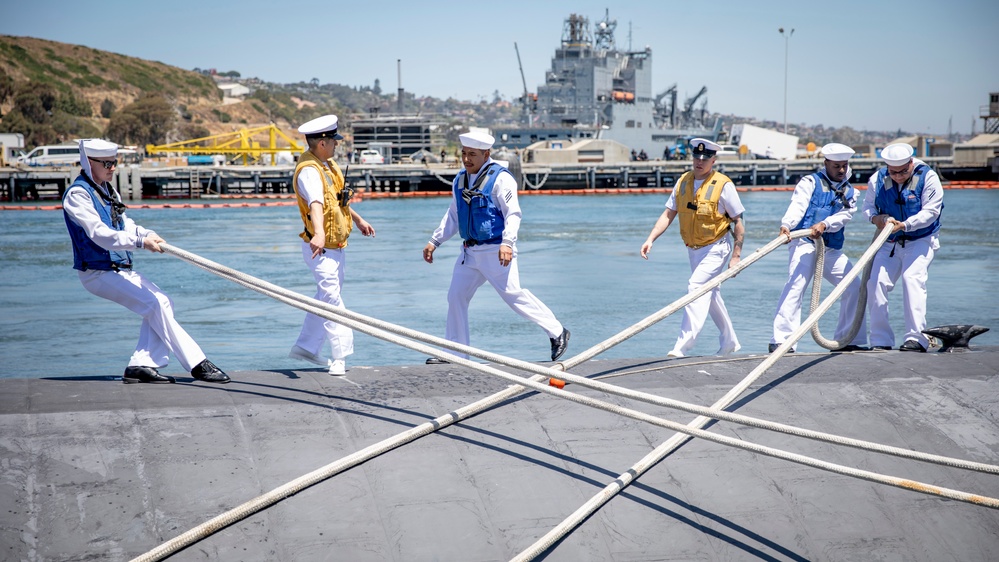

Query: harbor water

[1,190,997,379]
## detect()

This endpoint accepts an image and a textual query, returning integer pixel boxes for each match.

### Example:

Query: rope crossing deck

[132,227,997,562]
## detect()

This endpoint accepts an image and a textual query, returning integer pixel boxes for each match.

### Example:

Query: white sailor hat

[459,131,494,150]
[298,114,343,140]
[820,143,854,162]
[689,138,719,159]
[79,139,118,181]
[881,143,914,166]
[80,138,118,158]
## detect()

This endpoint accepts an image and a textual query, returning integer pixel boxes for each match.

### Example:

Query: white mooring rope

[133,227,997,561]
[510,225,904,561]
[161,242,999,475]
[431,169,455,186]
[808,233,874,349]
[521,171,551,190]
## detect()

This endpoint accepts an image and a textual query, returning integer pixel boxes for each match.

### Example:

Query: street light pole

[779,27,794,135]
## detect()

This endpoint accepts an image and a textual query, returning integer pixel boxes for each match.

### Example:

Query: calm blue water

[1,191,997,379]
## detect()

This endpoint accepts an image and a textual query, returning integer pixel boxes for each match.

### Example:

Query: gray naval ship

[494,10,722,155]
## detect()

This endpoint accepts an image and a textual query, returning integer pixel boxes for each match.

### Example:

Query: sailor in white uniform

[770,143,868,353]
[62,139,229,384]
[862,142,944,352]
[641,138,745,358]
[288,115,375,375]
[422,131,569,363]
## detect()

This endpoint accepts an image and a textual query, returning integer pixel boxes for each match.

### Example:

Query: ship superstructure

[495,10,720,156]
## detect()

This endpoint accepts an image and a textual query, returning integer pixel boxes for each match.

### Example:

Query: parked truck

[729,124,799,161]
[0,133,25,167]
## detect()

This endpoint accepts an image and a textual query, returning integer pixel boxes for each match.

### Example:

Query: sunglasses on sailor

[89,157,118,169]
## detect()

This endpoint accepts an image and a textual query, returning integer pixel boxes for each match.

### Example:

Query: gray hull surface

[2,349,998,561]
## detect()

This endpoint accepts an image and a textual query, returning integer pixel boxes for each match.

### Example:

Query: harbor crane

[514,42,535,126]
[682,86,708,125]
[654,83,678,127]
[145,124,303,166]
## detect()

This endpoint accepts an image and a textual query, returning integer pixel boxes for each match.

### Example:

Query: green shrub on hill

[105,93,176,146]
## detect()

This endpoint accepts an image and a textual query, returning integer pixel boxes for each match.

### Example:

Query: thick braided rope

[511,225,898,561]
[809,234,874,349]
[521,170,551,190]
[431,169,454,186]
[135,257,999,561]
[161,242,998,475]
[141,228,991,561]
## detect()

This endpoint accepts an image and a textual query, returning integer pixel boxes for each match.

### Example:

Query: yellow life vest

[674,170,733,248]
[293,151,353,249]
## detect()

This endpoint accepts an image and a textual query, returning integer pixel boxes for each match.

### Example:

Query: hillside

[0,36,922,154]
[0,35,326,148]
[0,36,521,152]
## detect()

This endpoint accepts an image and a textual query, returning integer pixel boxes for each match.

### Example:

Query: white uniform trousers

[79,269,206,371]
[670,236,741,357]
[446,244,563,358]
[771,239,867,350]
[866,235,936,348]
[294,243,354,360]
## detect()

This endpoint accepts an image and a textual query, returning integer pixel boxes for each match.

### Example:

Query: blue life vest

[793,171,854,250]
[873,164,942,243]
[454,163,510,244]
[63,175,133,271]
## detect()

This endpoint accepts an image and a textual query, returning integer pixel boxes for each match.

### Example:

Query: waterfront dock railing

[0,156,989,202]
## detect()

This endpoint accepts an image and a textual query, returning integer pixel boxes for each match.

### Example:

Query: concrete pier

[2,156,993,202]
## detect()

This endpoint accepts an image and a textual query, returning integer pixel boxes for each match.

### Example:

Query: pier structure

[0,156,990,203]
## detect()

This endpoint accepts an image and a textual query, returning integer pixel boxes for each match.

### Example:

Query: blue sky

[2,0,996,135]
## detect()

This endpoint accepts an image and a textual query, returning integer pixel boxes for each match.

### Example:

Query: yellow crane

[145,124,304,165]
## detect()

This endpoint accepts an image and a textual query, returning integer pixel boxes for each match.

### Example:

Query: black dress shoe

[768,343,794,353]
[872,345,892,350]
[191,359,230,383]
[123,366,175,384]
[550,328,570,361]
[425,357,449,365]
[833,345,870,352]
[899,340,926,352]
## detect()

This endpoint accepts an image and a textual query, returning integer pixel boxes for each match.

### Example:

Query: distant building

[981,92,999,135]
[349,115,445,163]
[524,138,631,164]
[954,134,999,167]
[885,135,953,159]
[218,83,250,101]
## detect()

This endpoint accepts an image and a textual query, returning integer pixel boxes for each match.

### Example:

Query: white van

[17,144,81,167]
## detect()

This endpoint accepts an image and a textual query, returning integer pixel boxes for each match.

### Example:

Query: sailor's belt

[111,263,133,271]
[463,239,485,247]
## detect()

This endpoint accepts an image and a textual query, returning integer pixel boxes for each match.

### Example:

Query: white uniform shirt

[296,165,328,206]
[665,177,745,219]
[862,158,943,233]
[429,158,522,248]
[781,169,857,233]
[64,181,152,251]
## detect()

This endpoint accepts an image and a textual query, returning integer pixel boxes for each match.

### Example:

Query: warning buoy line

[135,227,996,561]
